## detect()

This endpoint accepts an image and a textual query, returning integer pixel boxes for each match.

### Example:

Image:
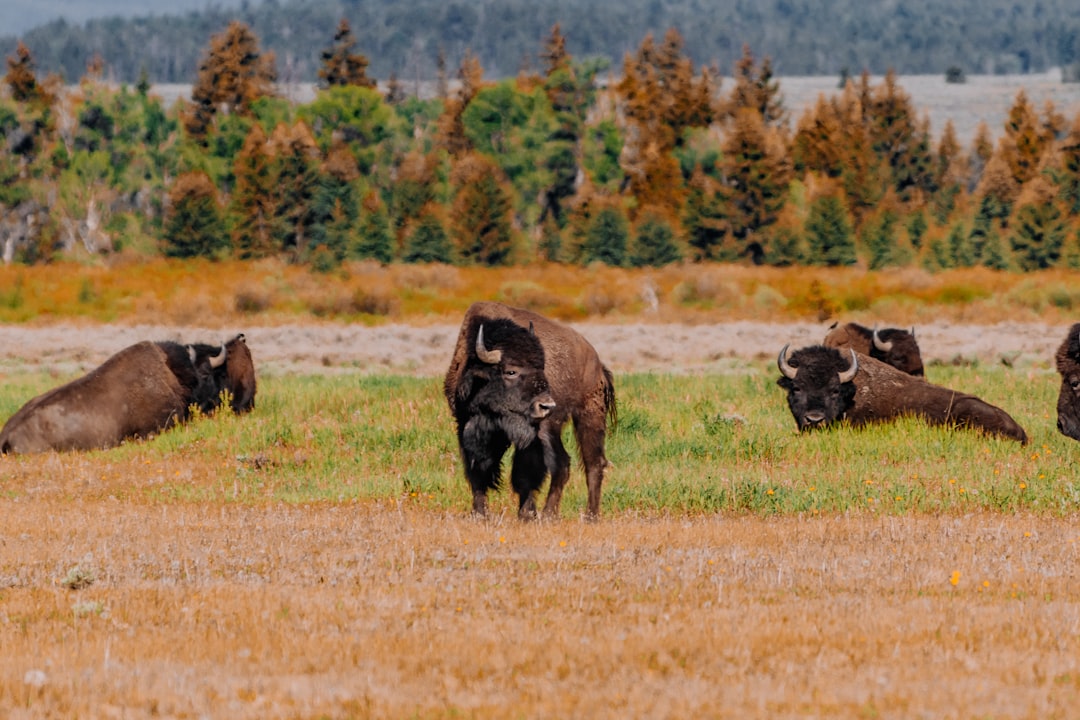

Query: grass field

[2,357,1080,717]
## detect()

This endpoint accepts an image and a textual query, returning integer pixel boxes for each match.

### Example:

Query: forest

[5,0,1080,84]
[2,18,1080,274]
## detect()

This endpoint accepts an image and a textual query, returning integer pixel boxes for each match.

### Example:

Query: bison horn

[838,348,859,383]
[209,344,227,369]
[777,344,797,380]
[475,325,502,364]
[872,326,893,352]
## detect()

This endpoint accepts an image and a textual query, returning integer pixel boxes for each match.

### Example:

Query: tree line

[5,0,1080,85]
[4,20,1080,273]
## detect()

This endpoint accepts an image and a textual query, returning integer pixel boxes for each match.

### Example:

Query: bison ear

[777,376,794,391]
[456,367,488,403]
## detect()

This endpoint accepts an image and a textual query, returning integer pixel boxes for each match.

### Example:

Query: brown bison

[824,321,924,376]
[444,302,617,520]
[0,334,256,454]
[777,344,1028,443]
[1054,323,1080,440]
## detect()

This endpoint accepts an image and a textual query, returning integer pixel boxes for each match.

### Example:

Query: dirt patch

[0,320,1069,376]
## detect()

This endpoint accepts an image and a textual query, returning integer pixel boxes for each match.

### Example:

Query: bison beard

[778,344,1028,444]
[1054,323,1080,440]
[445,302,617,520]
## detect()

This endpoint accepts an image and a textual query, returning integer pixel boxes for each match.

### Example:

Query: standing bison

[444,302,617,520]
[1054,323,1080,440]
[777,344,1027,443]
[824,321,924,376]
[0,334,256,454]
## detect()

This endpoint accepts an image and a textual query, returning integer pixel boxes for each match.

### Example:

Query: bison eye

[503,368,518,378]
[1071,376,1080,390]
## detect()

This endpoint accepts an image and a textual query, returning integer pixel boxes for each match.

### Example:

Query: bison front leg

[460,420,510,517]
[510,440,546,520]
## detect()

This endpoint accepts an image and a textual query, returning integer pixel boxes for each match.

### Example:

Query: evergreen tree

[682,168,730,261]
[629,208,682,267]
[437,50,483,157]
[268,121,321,259]
[980,228,1013,270]
[231,123,275,258]
[318,18,376,90]
[921,233,955,272]
[164,171,227,258]
[184,21,277,141]
[716,107,791,254]
[5,41,52,106]
[403,207,453,263]
[724,44,786,127]
[906,211,928,249]
[310,142,361,261]
[538,213,563,262]
[354,192,394,263]
[805,193,856,266]
[1060,229,1080,269]
[947,221,975,267]
[1000,90,1053,186]
[862,207,906,269]
[450,152,515,266]
[1009,178,1067,270]
[581,203,629,266]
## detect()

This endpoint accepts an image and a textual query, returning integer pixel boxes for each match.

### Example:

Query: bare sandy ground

[0,320,1070,376]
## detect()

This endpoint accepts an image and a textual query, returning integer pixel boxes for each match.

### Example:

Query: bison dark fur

[1054,323,1080,440]
[0,334,256,454]
[824,321,924,376]
[445,302,617,520]
[777,344,1028,444]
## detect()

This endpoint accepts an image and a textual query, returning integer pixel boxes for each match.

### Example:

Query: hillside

[4,0,1080,84]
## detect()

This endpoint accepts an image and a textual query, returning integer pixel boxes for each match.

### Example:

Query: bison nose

[533,396,556,419]
[803,410,826,426]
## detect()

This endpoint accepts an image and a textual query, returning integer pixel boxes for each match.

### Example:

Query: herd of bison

[3,301,1080,519]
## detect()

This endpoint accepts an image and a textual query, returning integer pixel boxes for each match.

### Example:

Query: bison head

[188,334,257,414]
[457,317,555,448]
[777,344,859,431]
[1055,323,1080,440]
[871,326,924,376]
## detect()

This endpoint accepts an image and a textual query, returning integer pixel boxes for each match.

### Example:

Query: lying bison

[1054,323,1080,440]
[444,302,617,520]
[0,334,256,454]
[777,344,1027,443]
[824,321,924,376]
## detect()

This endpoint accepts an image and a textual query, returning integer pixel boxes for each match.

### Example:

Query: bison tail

[602,365,618,433]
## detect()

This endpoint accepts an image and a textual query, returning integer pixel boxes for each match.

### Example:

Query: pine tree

[980,228,1013,270]
[403,207,453,263]
[450,152,515,266]
[538,213,563,262]
[437,50,483,157]
[269,121,320,259]
[581,202,629,266]
[230,123,281,259]
[947,221,975,267]
[5,41,50,105]
[629,208,682,267]
[164,171,227,258]
[310,142,361,261]
[354,191,394,263]
[716,107,791,252]
[862,207,906,269]
[184,21,277,141]
[805,193,856,266]
[1009,177,1067,270]
[682,168,729,261]
[1000,90,1052,186]
[724,44,786,127]
[318,18,376,90]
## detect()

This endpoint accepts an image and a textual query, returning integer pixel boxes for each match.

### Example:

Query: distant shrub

[945,66,966,84]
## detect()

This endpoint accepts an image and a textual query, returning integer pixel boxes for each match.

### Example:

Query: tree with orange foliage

[616,29,715,216]
[437,50,484,158]
[4,41,49,105]
[164,171,227,258]
[723,44,785,127]
[184,21,277,142]
[230,123,281,259]
[318,18,376,90]
[269,121,321,260]
[449,152,515,265]
[999,90,1055,187]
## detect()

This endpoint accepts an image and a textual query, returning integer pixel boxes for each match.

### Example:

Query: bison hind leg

[539,426,572,520]
[511,440,548,520]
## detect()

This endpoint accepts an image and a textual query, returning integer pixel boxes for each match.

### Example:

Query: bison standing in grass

[0,334,256,454]
[824,321,924,376]
[777,344,1028,444]
[1054,323,1080,440]
[444,302,617,520]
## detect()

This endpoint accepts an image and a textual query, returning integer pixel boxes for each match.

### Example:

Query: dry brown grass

[6,258,1080,328]
[3,491,1079,718]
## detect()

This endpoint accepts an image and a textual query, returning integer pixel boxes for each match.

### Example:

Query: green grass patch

[1,365,1076,517]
